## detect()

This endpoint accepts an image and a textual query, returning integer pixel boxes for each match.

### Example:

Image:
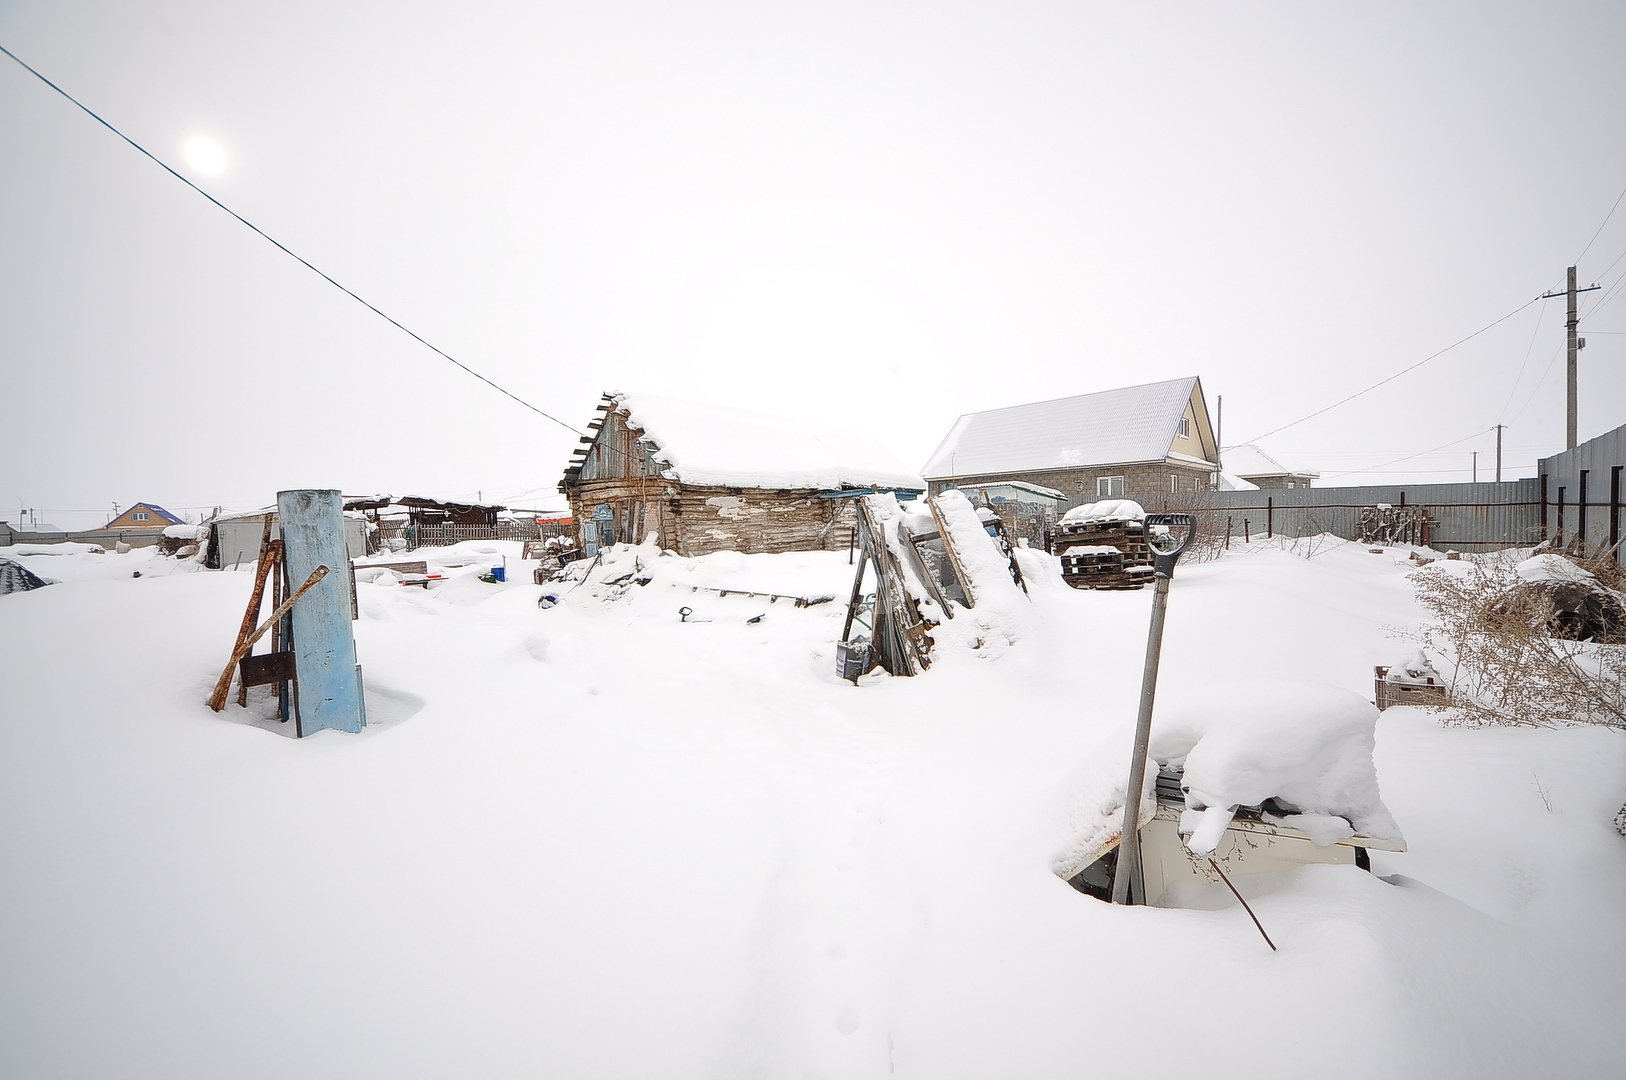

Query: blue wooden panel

[277,489,365,735]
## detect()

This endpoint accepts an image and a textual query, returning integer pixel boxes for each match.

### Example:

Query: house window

[1169,475,1180,494]
[133,511,149,521]
[1178,415,1190,439]
[1097,476,1124,498]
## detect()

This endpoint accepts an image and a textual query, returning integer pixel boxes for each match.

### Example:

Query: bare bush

[1410,560,1626,730]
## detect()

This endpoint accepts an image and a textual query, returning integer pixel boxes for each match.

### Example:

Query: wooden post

[231,521,277,708]
[277,490,365,734]
[1567,265,1579,450]
[209,565,329,712]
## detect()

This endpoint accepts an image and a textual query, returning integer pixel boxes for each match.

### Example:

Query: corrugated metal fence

[1534,422,1625,560]
[1181,421,1625,560]
[1190,480,1542,552]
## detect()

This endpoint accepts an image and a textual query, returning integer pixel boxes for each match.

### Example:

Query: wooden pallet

[1051,516,1152,590]
[1062,563,1154,591]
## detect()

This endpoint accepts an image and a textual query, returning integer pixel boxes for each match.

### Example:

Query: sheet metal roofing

[1223,444,1319,479]
[922,377,1203,479]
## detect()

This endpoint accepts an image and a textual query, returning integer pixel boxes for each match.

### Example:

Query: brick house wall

[929,461,1213,513]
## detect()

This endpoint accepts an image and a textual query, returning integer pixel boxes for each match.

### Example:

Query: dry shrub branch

[1411,560,1626,730]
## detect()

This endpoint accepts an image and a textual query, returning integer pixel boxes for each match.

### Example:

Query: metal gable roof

[1222,443,1319,479]
[921,377,1204,480]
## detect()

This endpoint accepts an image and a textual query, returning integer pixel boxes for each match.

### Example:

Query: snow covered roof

[612,392,926,492]
[954,480,1067,501]
[1214,471,1259,491]
[921,377,1208,480]
[1223,444,1318,480]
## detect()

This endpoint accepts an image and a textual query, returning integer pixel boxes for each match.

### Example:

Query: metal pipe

[1111,572,1172,905]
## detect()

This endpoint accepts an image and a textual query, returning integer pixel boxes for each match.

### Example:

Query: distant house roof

[608,392,926,492]
[921,376,1209,480]
[102,502,184,528]
[1223,444,1318,481]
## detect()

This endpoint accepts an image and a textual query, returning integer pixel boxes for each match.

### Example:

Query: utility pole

[1472,451,1478,483]
[1541,268,1600,450]
[1495,425,1503,482]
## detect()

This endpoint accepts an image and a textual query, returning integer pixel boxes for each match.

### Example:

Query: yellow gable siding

[104,505,172,530]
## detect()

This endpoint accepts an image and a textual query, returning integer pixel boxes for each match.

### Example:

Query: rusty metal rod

[208,565,329,712]
[1208,857,1277,951]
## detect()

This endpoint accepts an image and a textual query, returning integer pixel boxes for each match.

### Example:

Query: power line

[1317,426,1495,482]
[1506,343,1565,427]
[1576,179,1626,266]
[1231,293,1545,446]
[0,42,588,440]
[1496,291,1550,421]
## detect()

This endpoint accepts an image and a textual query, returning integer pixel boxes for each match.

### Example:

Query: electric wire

[1505,343,1566,427]
[1317,426,1495,483]
[1575,179,1626,267]
[1230,293,1545,446]
[0,43,589,440]
[1495,295,1549,421]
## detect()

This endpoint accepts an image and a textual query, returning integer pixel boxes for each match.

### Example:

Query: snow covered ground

[2,536,1623,1078]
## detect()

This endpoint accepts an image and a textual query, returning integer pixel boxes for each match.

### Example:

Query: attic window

[133,511,150,521]
[1178,415,1190,438]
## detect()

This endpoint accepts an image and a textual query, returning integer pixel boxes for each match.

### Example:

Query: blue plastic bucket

[492,565,506,582]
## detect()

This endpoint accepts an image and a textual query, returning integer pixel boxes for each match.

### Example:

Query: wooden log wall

[568,479,860,557]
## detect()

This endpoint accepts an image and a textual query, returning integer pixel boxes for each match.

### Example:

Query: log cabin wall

[562,403,863,556]
[567,479,859,557]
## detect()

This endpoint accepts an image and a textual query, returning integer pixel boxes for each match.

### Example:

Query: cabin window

[1097,476,1124,498]
[1178,415,1190,438]
[133,511,150,521]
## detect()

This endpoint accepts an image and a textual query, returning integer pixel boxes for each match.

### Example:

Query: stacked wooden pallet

[1050,518,1153,590]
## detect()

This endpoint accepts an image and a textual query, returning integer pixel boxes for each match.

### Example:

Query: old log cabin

[560,392,925,557]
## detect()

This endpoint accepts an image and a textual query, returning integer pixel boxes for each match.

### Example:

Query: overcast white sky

[3,1,1625,529]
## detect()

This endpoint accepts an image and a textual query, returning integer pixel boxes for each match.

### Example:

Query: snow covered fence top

[612,392,926,492]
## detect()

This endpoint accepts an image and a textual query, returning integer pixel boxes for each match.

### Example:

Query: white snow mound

[1516,553,1594,586]
[1152,680,1403,850]
[1061,499,1145,524]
